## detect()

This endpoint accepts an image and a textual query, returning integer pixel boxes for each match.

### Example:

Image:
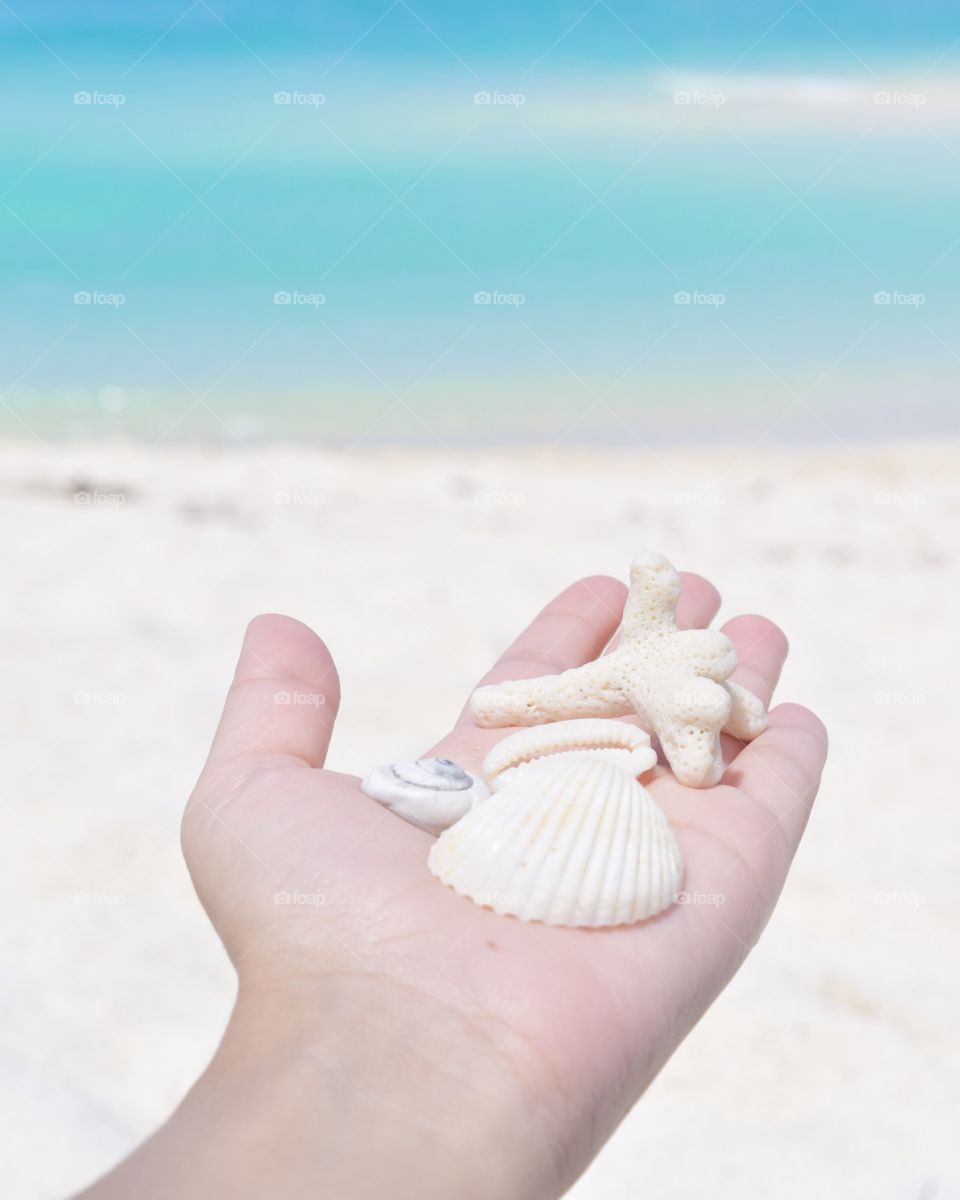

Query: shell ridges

[428,757,683,928]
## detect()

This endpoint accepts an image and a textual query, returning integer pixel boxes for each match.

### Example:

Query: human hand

[82,572,827,1200]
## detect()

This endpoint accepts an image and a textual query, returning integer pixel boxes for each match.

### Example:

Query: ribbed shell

[428,757,682,927]
[483,718,657,791]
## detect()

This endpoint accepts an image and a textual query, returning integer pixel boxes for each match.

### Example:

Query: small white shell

[483,718,657,791]
[362,758,489,836]
[429,757,683,927]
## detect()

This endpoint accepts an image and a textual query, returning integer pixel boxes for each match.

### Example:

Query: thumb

[195,614,341,793]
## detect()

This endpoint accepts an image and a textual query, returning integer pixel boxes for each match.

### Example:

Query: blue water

[2,2,959,442]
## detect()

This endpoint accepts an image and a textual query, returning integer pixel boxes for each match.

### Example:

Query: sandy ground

[0,437,956,1199]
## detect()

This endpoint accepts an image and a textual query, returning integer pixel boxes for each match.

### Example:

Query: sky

[1,1,958,443]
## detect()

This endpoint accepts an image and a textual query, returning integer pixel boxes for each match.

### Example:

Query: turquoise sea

[2,2,959,443]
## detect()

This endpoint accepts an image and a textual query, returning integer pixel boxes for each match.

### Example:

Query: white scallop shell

[361,758,489,836]
[428,757,683,927]
[483,718,657,791]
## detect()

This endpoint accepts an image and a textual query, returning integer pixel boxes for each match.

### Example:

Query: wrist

[81,969,561,1200]
[222,970,560,1200]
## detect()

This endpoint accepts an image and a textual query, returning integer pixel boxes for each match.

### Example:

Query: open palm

[182,570,827,1193]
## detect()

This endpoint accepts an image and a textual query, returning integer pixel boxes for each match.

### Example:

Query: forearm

[75,972,559,1200]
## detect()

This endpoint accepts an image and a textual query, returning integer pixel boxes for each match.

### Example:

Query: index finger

[456,569,722,728]
[460,574,627,718]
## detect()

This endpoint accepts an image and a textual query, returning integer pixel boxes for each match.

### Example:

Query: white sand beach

[1,437,957,1198]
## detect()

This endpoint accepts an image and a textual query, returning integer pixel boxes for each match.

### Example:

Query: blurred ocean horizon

[2,1,959,445]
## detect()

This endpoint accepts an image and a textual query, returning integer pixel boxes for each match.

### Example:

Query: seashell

[428,757,683,927]
[362,757,489,836]
[483,718,657,791]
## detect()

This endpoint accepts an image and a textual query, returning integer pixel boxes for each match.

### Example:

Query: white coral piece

[470,551,767,787]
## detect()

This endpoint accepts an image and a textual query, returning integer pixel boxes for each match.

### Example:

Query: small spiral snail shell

[361,757,489,836]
